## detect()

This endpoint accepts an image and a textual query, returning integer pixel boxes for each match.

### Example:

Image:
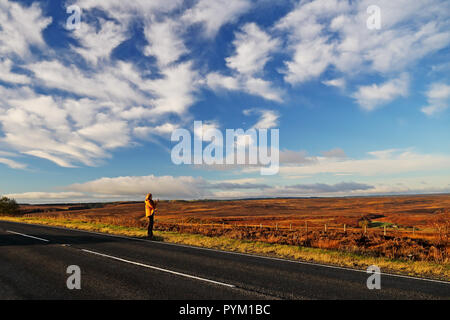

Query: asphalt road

[0,220,448,300]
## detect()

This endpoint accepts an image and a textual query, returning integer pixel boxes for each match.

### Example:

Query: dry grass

[18,196,450,263]
[20,194,450,231]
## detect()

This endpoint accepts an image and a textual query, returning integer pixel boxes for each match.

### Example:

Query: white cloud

[68,175,210,199]
[226,23,280,76]
[276,0,350,33]
[182,0,251,37]
[421,82,450,116]
[134,123,180,139]
[244,109,279,129]
[206,73,283,102]
[0,150,17,157]
[352,74,409,111]
[143,18,187,67]
[0,1,203,169]
[74,0,182,21]
[321,148,347,158]
[77,119,130,149]
[0,0,51,58]
[206,73,240,91]
[275,0,348,84]
[322,78,345,89]
[0,59,30,84]
[27,60,149,106]
[71,18,127,65]
[276,0,450,84]
[24,150,77,168]
[0,157,26,169]
[283,36,334,84]
[0,16,201,169]
[143,62,200,115]
[206,23,283,102]
[244,78,284,102]
[194,121,220,140]
[367,149,401,159]
[5,192,85,200]
[278,149,450,177]
[119,106,154,121]
[0,90,110,167]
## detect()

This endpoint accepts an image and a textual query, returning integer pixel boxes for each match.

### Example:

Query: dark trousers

[147,215,154,237]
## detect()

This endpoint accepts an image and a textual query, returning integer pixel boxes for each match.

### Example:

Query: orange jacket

[145,194,156,217]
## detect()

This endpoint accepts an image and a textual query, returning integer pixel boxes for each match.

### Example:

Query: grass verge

[1,215,449,281]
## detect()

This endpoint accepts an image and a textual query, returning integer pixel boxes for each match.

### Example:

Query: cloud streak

[421,82,450,116]
[352,74,409,111]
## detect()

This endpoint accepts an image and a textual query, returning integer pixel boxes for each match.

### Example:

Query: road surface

[0,220,448,299]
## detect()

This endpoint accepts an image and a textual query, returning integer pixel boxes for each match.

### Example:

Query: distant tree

[0,196,20,215]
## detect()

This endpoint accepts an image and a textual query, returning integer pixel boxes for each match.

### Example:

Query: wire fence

[154,220,447,239]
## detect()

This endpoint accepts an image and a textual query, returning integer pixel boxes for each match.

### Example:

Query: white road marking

[2,220,449,285]
[81,248,236,288]
[6,230,49,242]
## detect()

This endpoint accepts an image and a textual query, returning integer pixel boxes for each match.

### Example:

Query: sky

[0,0,449,203]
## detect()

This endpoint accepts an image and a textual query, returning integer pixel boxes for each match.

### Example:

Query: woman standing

[144,193,158,238]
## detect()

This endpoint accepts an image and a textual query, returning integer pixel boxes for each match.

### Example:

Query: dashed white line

[81,248,236,288]
[6,230,49,242]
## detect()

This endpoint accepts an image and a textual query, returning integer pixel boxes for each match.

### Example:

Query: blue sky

[0,0,449,203]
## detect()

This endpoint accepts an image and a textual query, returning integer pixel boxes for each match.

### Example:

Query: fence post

[305,221,308,240]
[260,223,262,229]
[324,224,327,233]
[412,227,415,236]
[364,225,367,235]
[384,225,386,236]
[290,223,292,230]
[276,223,278,231]
[344,224,346,233]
